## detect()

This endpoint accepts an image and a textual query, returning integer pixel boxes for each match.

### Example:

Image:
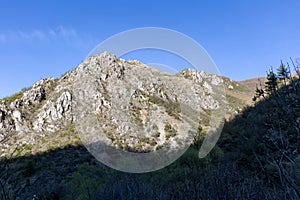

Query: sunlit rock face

[0,52,228,156]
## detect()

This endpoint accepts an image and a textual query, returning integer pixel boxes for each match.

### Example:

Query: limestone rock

[33,91,72,133]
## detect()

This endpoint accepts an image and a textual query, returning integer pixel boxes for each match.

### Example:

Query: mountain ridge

[0,52,260,157]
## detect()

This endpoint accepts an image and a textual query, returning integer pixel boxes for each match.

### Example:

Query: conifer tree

[252,83,265,101]
[277,61,289,87]
[277,61,289,79]
[265,69,278,94]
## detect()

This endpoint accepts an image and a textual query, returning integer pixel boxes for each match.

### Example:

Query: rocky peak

[0,52,238,156]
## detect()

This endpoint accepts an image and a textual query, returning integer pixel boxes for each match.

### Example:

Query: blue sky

[0,0,300,98]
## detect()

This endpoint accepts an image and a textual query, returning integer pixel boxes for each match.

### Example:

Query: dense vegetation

[0,61,299,199]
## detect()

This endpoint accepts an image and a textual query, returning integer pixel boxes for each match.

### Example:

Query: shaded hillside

[220,69,300,199]
[1,130,295,199]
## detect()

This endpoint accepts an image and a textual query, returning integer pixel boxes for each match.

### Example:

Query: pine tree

[277,61,289,87]
[252,84,265,102]
[265,69,278,94]
[277,61,289,79]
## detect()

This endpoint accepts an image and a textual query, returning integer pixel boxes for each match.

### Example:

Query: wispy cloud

[0,26,78,43]
[49,26,77,38]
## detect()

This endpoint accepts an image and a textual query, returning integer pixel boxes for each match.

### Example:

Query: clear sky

[0,0,300,98]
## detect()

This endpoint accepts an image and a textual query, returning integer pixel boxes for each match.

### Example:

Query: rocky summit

[0,52,254,157]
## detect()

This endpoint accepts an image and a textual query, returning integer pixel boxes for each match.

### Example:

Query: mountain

[0,52,257,157]
[0,52,277,199]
